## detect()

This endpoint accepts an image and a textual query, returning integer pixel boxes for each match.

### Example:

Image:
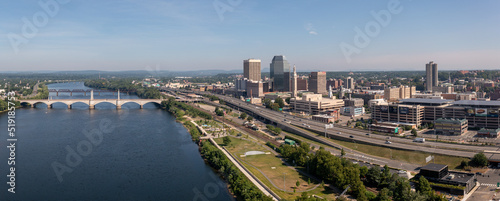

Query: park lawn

[216,137,337,200]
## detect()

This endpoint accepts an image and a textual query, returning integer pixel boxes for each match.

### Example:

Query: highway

[183,90,500,159]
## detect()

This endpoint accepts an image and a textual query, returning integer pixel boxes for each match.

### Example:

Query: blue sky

[1,0,499,72]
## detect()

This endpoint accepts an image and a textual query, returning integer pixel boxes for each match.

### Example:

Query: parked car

[385,141,392,144]
[349,135,354,138]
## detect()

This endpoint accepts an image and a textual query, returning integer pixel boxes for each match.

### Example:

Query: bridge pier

[56,92,59,96]
[140,105,143,109]
[116,105,121,110]
[31,104,35,108]
[89,105,95,110]
[70,92,72,96]
[47,104,52,109]
[68,105,71,109]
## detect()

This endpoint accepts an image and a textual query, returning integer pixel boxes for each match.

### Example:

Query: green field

[215,137,338,200]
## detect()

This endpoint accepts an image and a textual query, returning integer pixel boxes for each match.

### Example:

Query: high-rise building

[384,86,416,101]
[309,72,326,94]
[244,59,261,81]
[345,77,355,90]
[246,81,263,98]
[426,61,438,91]
[291,65,297,98]
[270,55,290,92]
[297,78,308,91]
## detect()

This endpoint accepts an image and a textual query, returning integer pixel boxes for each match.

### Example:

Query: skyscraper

[270,55,290,91]
[309,71,326,94]
[345,77,355,90]
[291,65,297,98]
[426,61,438,91]
[244,59,261,81]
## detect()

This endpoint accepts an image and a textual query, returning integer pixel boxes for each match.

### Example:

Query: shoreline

[164,101,274,201]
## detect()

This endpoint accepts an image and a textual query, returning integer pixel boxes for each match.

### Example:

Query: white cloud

[305,23,318,35]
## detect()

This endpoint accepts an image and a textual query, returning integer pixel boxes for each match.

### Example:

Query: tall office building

[291,65,297,98]
[426,61,438,91]
[244,59,261,81]
[345,77,355,90]
[270,55,290,91]
[309,71,327,94]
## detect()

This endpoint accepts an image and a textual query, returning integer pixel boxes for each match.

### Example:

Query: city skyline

[1,0,499,71]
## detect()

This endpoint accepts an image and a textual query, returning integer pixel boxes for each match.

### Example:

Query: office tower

[345,77,355,90]
[426,61,438,91]
[291,65,297,98]
[270,55,290,91]
[309,71,326,94]
[244,59,261,81]
[329,85,333,98]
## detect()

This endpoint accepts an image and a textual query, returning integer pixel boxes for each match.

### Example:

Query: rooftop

[440,171,475,184]
[452,100,500,107]
[478,128,500,132]
[421,163,448,172]
[435,118,467,123]
[400,98,454,105]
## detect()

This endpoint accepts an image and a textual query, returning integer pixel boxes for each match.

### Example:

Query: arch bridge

[20,99,163,109]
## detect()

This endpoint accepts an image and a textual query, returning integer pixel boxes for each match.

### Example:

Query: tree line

[278,143,447,201]
[84,79,162,99]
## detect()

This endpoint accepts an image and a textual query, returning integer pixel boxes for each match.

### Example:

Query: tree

[411,128,417,136]
[240,113,247,119]
[366,167,380,187]
[416,176,432,194]
[471,152,488,167]
[275,97,285,108]
[296,180,300,188]
[222,136,231,146]
[341,148,346,156]
[247,116,253,121]
[285,97,291,104]
[359,166,369,178]
[375,188,391,201]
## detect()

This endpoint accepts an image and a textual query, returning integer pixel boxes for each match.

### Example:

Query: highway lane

[197,92,490,158]
[178,90,496,158]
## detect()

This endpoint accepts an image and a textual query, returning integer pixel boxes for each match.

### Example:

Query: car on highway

[338,132,342,134]
[307,125,311,128]
[365,133,370,136]
[398,170,406,174]
[385,141,392,144]
[349,135,354,138]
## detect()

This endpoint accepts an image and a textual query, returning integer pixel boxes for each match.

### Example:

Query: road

[178,90,500,159]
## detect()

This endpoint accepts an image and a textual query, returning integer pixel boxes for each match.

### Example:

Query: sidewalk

[208,138,280,201]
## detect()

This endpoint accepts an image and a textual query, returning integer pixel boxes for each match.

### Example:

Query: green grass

[282,130,468,170]
[215,137,338,200]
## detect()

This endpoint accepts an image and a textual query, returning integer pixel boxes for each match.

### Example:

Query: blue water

[0,82,233,201]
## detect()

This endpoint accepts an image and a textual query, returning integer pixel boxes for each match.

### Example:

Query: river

[0,82,233,201]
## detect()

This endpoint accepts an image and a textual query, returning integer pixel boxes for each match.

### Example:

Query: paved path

[209,138,280,201]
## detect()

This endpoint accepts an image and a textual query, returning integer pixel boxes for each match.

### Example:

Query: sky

[0,0,499,72]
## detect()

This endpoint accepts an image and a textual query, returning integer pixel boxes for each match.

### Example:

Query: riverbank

[162,98,274,201]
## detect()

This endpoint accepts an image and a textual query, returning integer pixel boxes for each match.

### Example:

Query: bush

[470,152,488,167]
